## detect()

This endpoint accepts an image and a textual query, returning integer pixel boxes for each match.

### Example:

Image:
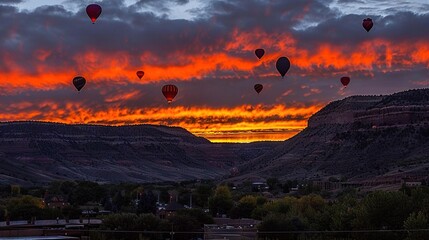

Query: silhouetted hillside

[238,88,429,183]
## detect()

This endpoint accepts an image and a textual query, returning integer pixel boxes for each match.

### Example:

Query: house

[204,218,260,240]
[44,193,70,209]
[251,182,269,192]
[158,201,185,219]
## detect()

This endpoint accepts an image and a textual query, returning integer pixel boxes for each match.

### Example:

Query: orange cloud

[1,30,428,93]
[0,103,322,142]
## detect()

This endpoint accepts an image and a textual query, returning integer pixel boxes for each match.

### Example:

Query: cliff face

[0,122,242,185]
[239,89,429,182]
[308,91,429,127]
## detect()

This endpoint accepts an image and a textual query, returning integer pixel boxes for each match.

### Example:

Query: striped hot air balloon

[254,84,263,94]
[162,84,178,103]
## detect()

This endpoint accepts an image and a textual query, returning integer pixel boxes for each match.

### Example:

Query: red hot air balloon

[362,18,373,32]
[254,84,263,94]
[162,84,178,103]
[86,4,102,24]
[340,76,350,87]
[276,57,291,78]
[73,76,86,91]
[136,70,144,79]
[255,49,265,59]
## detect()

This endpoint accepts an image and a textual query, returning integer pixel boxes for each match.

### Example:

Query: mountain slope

[0,122,241,185]
[238,89,429,182]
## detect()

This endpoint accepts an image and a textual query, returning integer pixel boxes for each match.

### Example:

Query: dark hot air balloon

[362,18,373,32]
[255,49,265,59]
[162,84,178,103]
[254,84,263,94]
[73,76,86,91]
[340,76,350,87]
[86,4,102,24]
[136,70,144,79]
[276,57,291,78]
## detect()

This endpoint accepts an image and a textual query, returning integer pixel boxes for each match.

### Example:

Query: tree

[258,213,307,239]
[208,185,233,216]
[230,195,257,219]
[329,195,358,231]
[135,213,161,231]
[354,191,412,230]
[137,190,157,214]
[10,185,20,196]
[195,184,213,208]
[266,178,279,190]
[69,181,106,205]
[403,212,428,240]
[102,213,138,230]
[7,195,45,221]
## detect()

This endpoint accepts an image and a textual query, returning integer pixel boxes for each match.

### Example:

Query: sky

[0,0,428,143]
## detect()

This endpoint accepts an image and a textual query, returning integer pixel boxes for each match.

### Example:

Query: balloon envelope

[341,76,350,87]
[162,84,178,103]
[254,84,263,94]
[136,70,144,79]
[255,49,265,59]
[362,18,373,32]
[276,57,291,78]
[86,4,102,23]
[73,76,86,91]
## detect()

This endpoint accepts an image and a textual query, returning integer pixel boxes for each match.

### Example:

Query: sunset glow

[0,0,428,142]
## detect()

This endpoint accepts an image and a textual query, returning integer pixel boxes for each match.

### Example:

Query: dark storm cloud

[0,0,427,107]
[293,12,429,48]
[204,0,335,32]
[0,0,22,4]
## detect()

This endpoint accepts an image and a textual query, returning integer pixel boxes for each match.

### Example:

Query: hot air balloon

[254,84,263,94]
[162,84,178,103]
[136,70,144,79]
[341,76,350,87]
[255,49,265,59]
[73,76,86,91]
[276,57,291,78]
[362,18,373,32]
[86,4,102,24]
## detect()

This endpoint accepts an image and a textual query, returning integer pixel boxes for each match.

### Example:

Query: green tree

[135,213,161,231]
[258,213,307,239]
[329,194,358,230]
[10,185,20,197]
[69,181,106,205]
[102,213,138,230]
[354,191,412,230]
[410,186,429,217]
[403,211,428,240]
[195,184,213,207]
[7,195,45,221]
[208,185,233,216]
[230,195,257,219]
[296,194,327,230]
[266,178,279,190]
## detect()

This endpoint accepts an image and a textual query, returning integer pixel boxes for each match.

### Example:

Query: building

[204,218,260,240]
[44,193,70,209]
[158,202,185,219]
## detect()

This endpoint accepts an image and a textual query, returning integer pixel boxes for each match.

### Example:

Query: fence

[1,228,429,240]
[45,229,429,240]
